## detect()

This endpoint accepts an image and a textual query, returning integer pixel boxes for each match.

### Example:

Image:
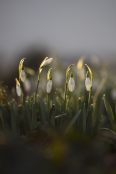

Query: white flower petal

[41,58,53,67]
[20,70,26,82]
[16,86,21,96]
[46,80,52,93]
[68,77,75,92]
[85,77,91,91]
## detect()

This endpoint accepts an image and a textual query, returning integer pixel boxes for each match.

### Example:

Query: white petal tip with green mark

[68,77,75,92]
[46,80,52,93]
[16,86,21,96]
[85,77,91,91]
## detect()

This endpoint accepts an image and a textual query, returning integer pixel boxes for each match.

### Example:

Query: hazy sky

[0,0,116,63]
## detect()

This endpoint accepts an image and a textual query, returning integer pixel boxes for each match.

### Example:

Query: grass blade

[25,101,31,132]
[10,99,18,136]
[49,104,55,123]
[64,109,81,135]
[31,101,37,129]
[93,98,104,132]
[83,103,86,133]
[38,96,47,124]
[103,94,115,131]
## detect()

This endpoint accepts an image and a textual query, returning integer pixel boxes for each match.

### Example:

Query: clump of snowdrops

[0,57,116,149]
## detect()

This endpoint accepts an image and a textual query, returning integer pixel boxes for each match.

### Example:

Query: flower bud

[68,74,75,92]
[41,57,53,68]
[16,86,21,96]
[20,70,26,82]
[46,80,52,93]
[85,77,91,91]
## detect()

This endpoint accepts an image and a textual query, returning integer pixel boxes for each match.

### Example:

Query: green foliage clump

[0,57,116,152]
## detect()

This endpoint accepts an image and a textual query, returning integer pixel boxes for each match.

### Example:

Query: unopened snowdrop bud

[46,78,52,93]
[16,86,21,96]
[20,70,26,82]
[19,58,26,80]
[40,57,53,68]
[85,77,91,91]
[68,72,75,92]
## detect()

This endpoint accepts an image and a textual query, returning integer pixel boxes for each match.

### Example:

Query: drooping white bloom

[46,80,52,93]
[68,77,75,92]
[16,86,21,96]
[20,70,26,82]
[41,58,53,68]
[85,77,91,91]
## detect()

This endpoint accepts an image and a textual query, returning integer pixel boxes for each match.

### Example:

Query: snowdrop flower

[68,72,75,92]
[46,79,52,93]
[20,70,26,82]
[19,58,26,81]
[16,86,21,96]
[40,57,53,68]
[46,68,52,93]
[38,57,53,80]
[15,78,21,96]
[85,77,91,91]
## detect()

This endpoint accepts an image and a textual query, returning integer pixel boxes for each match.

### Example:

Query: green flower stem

[22,102,27,134]
[85,64,93,117]
[87,86,92,115]
[47,93,50,118]
[35,80,39,101]
[19,79,23,104]
[77,72,81,98]
[19,82,26,133]
[64,82,68,112]
[35,74,40,103]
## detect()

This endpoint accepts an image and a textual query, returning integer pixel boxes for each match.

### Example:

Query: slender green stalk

[64,82,68,112]
[47,93,50,117]
[85,64,93,116]
[64,64,74,112]
[35,74,40,103]
[83,103,86,133]
[19,79,23,103]
[93,78,106,105]
[31,101,37,129]
[103,94,115,131]
[22,95,27,134]
[87,86,92,115]
[64,109,81,135]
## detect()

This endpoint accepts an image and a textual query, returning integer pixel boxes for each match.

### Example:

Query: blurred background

[0,0,116,89]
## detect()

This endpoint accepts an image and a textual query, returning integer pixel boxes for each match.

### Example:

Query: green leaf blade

[64,109,81,135]
[103,94,115,131]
